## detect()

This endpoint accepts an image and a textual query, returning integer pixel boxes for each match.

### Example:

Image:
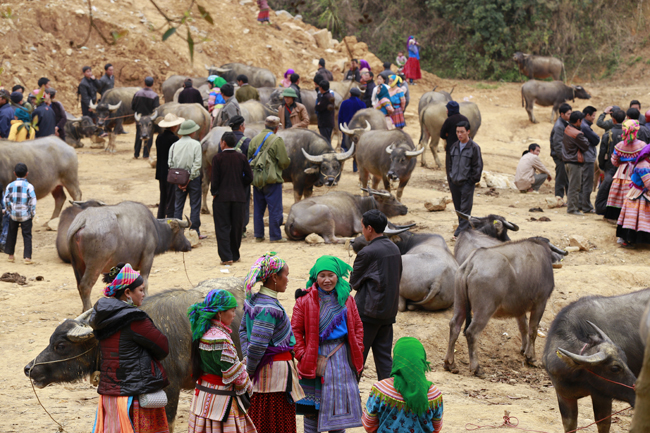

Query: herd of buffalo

[13,57,650,432]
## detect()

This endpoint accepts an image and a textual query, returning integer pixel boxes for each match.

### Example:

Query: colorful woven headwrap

[391,337,433,416]
[388,74,402,88]
[622,119,640,145]
[187,289,238,341]
[103,263,144,297]
[306,255,353,307]
[243,252,287,299]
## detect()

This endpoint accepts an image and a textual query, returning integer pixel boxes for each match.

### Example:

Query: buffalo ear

[493,219,503,234]
[304,166,319,175]
[167,219,179,229]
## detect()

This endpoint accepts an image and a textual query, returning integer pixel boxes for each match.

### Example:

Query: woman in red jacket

[292,255,364,433]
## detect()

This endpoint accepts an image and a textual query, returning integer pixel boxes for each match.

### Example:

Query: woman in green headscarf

[292,255,365,433]
[362,337,443,433]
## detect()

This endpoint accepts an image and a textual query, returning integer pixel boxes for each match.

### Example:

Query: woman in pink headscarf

[281,69,295,88]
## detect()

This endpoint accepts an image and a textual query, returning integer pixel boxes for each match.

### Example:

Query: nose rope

[585,368,636,390]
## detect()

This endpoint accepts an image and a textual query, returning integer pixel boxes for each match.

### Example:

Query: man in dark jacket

[225,115,251,235]
[349,209,402,381]
[178,78,203,105]
[562,111,590,215]
[131,76,160,158]
[46,88,67,141]
[595,109,625,215]
[79,66,98,121]
[155,113,183,218]
[580,106,600,213]
[448,121,483,238]
[629,100,646,125]
[315,58,334,82]
[212,131,253,265]
[344,59,361,82]
[338,88,366,172]
[96,63,115,97]
[289,73,302,105]
[440,100,469,179]
[32,93,56,137]
[361,69,375,109]
[0,91,14,138]
[315,80,336,143]
[551,103,572,199]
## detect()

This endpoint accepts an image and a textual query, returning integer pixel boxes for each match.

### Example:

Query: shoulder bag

[167,144,191,185]
[315,342,345,377]
[139,389,168,408]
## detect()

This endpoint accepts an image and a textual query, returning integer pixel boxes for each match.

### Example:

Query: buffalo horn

[180,215,191,228]
[549,242,568,256]
[108,101,122,112]
[89,101,98,110]
[586,321,614,344]
[405,146,425,157]
[67,309,95,342]
[210,67,230,73]
[301,148,323,163]
[449,85,456,96]
[385,144,395,155]
[455,210,472,221]
[340,123,354,135]
[393,223,417,229]
[557,347,607,367]
[384,227,410,236]
[432,85,438,92]
[503,220,520,231]
[362,120,371,131]
[134,112,141,121]
[368,188,391,197]
[335,142,355,161]
[150,110,159,120]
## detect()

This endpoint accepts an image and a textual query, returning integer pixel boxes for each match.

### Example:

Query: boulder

[187,229,200,248]
[424,196,452,212]
[263,213,289,226]
[46,217,59,231]
[546,196,565,209]
[569,235,589,251]
[313,29,331,49]
[275,10,293,18]
[305,233,324,245]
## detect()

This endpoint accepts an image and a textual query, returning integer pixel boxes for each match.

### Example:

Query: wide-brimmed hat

[282,88,298,98]
[159,113,185,128]
[178,119,200,135]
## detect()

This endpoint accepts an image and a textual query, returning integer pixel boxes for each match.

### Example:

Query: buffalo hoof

[525,357,540,368]
[201,208,211,215]
[472,367,486,378]
[443,361,459,374]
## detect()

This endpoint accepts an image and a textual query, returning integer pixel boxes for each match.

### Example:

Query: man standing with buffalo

[551,103,572,201]
[78,66,99,121]
[278,88,309,130]
[440,101,469,181]
[315,80,336,143]
[227,116,252,236]
[177,78,203,105]
[155,113,183,219]
[562,111,590,215]
[235,74,260,103]
[96,63,114,97]
[131,76,160,159]
[580,106,600,213]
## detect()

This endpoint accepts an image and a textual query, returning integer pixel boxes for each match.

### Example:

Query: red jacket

[292,285,364,379]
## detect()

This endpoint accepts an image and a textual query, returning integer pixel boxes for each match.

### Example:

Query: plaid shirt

[3,178,36,222]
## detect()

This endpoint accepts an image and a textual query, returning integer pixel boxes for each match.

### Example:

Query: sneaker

[254,237,265,243]
[270,238,288,243]
[568,211,584,216]
[24,258,33,265]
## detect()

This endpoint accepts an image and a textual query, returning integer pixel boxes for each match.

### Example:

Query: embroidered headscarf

[359,59,370,71]
[306,255,353,306]
[622,119,640,145]
[188,289,238,341]
[103,263,143,297]
[388,74,402,88]
[391,337,433,416]
[243,252,287,299]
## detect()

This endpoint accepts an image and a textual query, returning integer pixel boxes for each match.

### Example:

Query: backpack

[249,133,278,189]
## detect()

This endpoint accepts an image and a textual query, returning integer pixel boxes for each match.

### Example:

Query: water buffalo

[90,87,140,153]
[161,75,210,103]
[419,101,482,168]
[631,302,650,432]
[521,80,591,124]
[513,52,565,81]
[268,88,342,125]
[340,109,386,146]
[355,129,424,201]
[453,212,519,264]
[56,200,105,263]
[67,201,192,311]
[444,238,556,376]
[240,99,277,125]
[417,88,453,146]
[172,83,211,105]
[328,80,361,100]
[24,277,245,432]
[258,86,278,106]
[64,114,98,148]
[208,63,276,88]
[134,102,211,143]
[543,289,650,433]
[352,226,458,312]
[285,188,408,243]
[0,137,82,220]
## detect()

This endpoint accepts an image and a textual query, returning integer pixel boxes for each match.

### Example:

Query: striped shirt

[3,178,36,222]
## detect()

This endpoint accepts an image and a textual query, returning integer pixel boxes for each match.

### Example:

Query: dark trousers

[213,201,245,263]
[134,123,151,158]
[6,218,32,258]
[81,103,96,122]
[174,177,202,235]
[565,162,583,213]
[341,134,357,172]
[449,181,475,236]
[253,183,283,241]
[157,179,176,219]
[553,157,568,198]
[580,162,595,212]
[595,171,614,215]
[362,322,394,381]
[319,126,333,143]
[244,186,251,232]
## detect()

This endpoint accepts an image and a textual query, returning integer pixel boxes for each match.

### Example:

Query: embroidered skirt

[93,395,169,433]
[249,392,296,433]
[188,381,256,433]
[390,104,405,128]
[616,195,650,244]
[604,177,629,220]
[404,57,421,80]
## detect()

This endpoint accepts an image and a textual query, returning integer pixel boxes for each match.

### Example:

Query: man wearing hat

[168,119,205,238]
[214,83,241,127]
[315,58,333,82]
[178,78,203,105]
[156,113,184,218]
[78,67,98,121]
[439,100,469,175]
[278,88,309,130]
[0,91,15,139]
[226,115,252,235]
[32,90,56,138]
[132,76,160,159]
[247,116,291,242]
[315,80,336,143]
[338,87,366,171]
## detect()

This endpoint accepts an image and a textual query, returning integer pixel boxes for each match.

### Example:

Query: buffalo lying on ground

[25,277,244,433]
[134,102,212,144]
[0,137,82,220]
[444,237,556,376]
[285,189,408,243]
[64,114,99,148]
[513,52,565,81]
[419,101,481,168]
[543,289,650,433]
[90,87,140,153]
[209,63,276,88]
[67,201,192,311]
[56,200,105,263]
[521,80,591,123]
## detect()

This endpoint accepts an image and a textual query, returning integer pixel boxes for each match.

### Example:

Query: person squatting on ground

[3,163,36,264]
[240,253,305,433]
[293,255,365,433]
[187,289,255,433]
[515,143,552,193]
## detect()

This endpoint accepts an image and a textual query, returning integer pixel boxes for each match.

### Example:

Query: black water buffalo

[513,52,565,81]
[285,189,408,243]
[352,226,458,312]
[268,88,342,125]
[0,137,82,220]
[631,302,650,432]
[67,201,192,311]
[444,238,556,376]
[419,101,481,168]
[56,200,105,263]
[90,87,140,153]
[134,102,212,143]
[64,114,98,148]
[521,80,591,123]
[161,75,210,103]
[453,212,519,264]
[209,63,276,88]
[355,130,424,201]
[543,289,650,433]
[24,277,245,432]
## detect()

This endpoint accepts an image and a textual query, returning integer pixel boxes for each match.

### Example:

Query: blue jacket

[338,97,366,128]
[32,103,56,138]
[0,103,14,138]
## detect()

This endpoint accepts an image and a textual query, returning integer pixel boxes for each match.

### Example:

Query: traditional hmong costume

[605,120,647,221]
[616,143,650,245]
[362,337,443,433]
[403,36,422,82]
[240,253,305,433]
[257,0,270,23]
[388,75,406,129]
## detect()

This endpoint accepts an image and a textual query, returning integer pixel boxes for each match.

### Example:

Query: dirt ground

[2,80,650,433]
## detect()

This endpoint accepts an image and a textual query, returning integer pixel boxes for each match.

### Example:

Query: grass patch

[628,56,642,66]
[472,83,501,90]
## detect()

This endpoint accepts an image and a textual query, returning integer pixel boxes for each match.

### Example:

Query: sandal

[620,241,636,249]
